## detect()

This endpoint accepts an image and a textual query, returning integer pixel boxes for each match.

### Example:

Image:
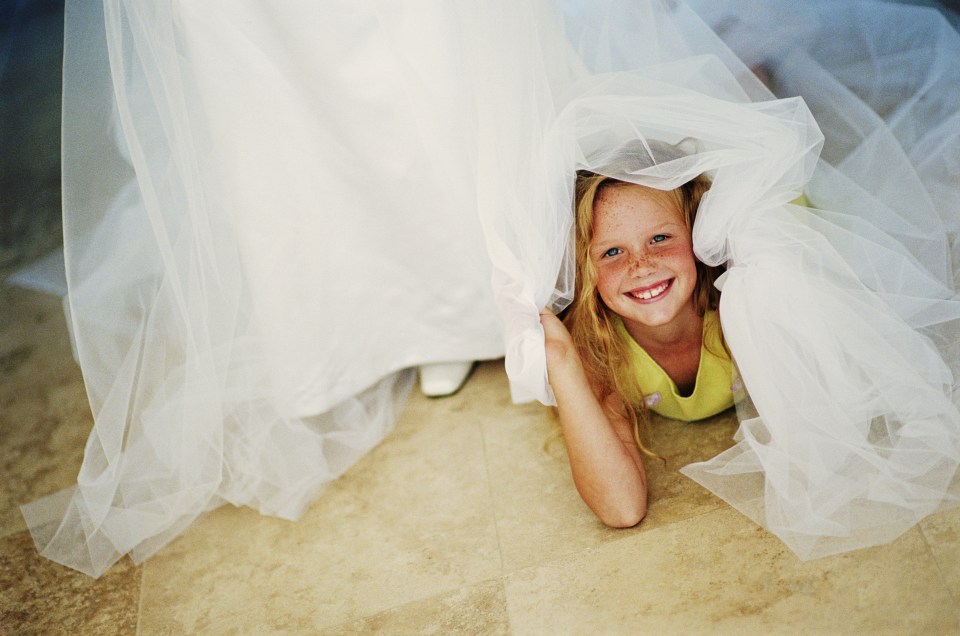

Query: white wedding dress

[22,0,960,576]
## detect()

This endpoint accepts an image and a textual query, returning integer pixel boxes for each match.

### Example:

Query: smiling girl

[539,171,729,527]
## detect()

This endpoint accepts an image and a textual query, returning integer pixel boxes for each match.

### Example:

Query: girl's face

[590,185,698,334]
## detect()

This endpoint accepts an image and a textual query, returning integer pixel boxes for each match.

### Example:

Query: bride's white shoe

[418,361,475,397]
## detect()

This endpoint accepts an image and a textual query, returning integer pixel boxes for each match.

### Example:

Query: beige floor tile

[137,381,503,633]
[1,287,90,538]
[325,578,510,635]
[478,372,604,572]
[0,529,141,635]
[644,409,742,520]
[482,377,739,572]
[504,505,958,635]
[921,506,960,604]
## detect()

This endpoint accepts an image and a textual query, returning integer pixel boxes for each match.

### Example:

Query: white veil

[22,0,960,576]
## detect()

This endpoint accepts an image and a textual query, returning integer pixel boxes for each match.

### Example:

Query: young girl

[540,171,729,528]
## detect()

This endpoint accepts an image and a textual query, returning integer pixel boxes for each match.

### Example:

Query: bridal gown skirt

[22,0,960,576]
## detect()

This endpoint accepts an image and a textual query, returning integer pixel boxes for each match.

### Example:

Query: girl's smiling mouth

[626,279,673,302]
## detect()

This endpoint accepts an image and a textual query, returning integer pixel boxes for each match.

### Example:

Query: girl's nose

[629,253,655,273]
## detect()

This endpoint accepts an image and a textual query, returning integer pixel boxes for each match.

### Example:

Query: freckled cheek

[594,263,623,301]
[659,246,697,273]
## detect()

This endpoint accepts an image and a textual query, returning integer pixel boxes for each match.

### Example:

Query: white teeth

[630,281,669,300]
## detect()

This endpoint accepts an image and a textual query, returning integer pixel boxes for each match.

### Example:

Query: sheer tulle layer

[22,0,960,576]
[673,0,960,559]
[25,0,510,577]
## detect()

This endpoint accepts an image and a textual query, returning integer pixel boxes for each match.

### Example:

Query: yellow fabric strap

[617,310,734,421]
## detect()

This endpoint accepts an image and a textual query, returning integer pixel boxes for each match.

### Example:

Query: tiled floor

[3,290,960,634]
[2,2,960,634]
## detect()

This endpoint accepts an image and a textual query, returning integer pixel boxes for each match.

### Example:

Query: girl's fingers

[540,309,573,347]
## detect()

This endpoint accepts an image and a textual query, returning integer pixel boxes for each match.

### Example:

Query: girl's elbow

[598,501,646,529]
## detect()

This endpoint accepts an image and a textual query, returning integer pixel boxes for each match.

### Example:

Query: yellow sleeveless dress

[616,310,735,421]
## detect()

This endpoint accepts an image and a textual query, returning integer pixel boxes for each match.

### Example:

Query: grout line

[496,574,516,636]
[476,411,506,576]
[135,561,146,636]
[916,517,958,607]
[317,574,512,633]
[502,502,732,578]
[0,523,29,542]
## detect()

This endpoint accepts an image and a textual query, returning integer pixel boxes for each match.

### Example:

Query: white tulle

[676,0,960,559]
[21,0,960,576]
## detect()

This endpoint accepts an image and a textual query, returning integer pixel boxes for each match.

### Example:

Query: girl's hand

[539,308,577,370]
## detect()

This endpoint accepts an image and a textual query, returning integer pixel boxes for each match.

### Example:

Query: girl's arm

[540,310,648,527]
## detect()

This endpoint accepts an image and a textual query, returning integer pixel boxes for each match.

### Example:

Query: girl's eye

[651,234,669,244]
[602,247,622,258]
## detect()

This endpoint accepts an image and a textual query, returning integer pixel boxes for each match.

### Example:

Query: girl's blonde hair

[565,171,723,455]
